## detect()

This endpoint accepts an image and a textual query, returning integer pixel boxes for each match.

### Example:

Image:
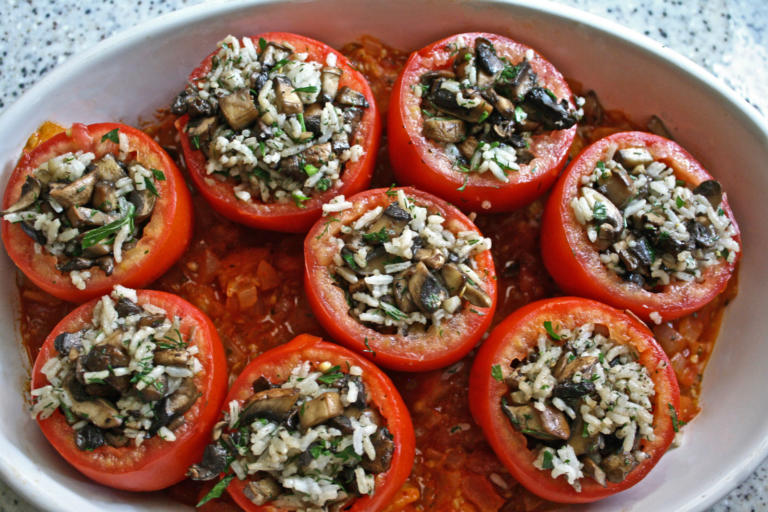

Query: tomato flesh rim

[222,334,414,512]
[176,32,380,233]
[30,289,228,491]
[469,296,680,503]
[388,32,576,212]
[1,122,193,303]
[304,186,497,371]
[541,131,741,322]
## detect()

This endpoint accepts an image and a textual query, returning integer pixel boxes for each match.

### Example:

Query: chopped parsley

[151,168,166,181]
[316,177,331,192]
[258,37,267,52]
[541,449,554,469]
[668,402,685,432]
[491,364,503,382]
[101,128,119,144]
[362,228,390,244]
[543,321,562,341]
[593,201,607,221]
[317,365,344,385]
[303,163,319,176]
[380,302,408,321]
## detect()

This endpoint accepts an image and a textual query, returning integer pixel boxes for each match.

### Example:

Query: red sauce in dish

[14,37,737,511]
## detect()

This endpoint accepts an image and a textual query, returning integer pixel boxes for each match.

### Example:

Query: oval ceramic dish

[0,1,765,511]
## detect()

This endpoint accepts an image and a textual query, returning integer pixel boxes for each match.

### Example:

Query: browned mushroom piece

[441,263,466,294]
[219,89,261,130]
[320,66,343,103]
[65,206,119,228]
[336,86,369,108]
[693,180,723,208]
[360,428,395,473]
[154,349,190,367]
[423,118,466,143]
[502,402,569,441]
[580,188,623,229]
[414,247,446,270]
[453,48,474,80]
[240,388,300,424]
[583,457,608,487]
[90,154,127,182]
[554,355,598,381]
[92,181,119,212]
[273,75,304,115]
[186,116,218,147]
[244,477,282,506]
[408,262,448,314]
[615,147,654,169]
[301,142,333,166]
[597,166,636,208]
[128,189,157,223]
[602,453,638,483]
[3,176,41,213]
[48,172,97,208]
[66,390,123,430]
[260,41,292,67]
[474,37,505,75]
[458,136,479,160]
[299,391,344,430]
[139,374,169,402]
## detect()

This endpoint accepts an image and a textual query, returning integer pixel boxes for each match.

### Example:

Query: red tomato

[1,123,193,303]
[541,131,741,322]
[388,32,576,213]
[469,297,680,503]
[31,289,228,491]
[176,32,380,233]
[225,334,415,512]
[304,187,497,371]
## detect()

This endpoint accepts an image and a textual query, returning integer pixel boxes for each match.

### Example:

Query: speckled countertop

[0,0,767,511]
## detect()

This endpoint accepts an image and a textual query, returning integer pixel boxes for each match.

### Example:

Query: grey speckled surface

[1,0,767,510]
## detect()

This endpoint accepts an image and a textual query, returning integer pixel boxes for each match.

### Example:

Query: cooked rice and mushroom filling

[325,191,492,335]
[30,286,203,451]
[570,147,740,290]
[501,322,656,491]
[171,35,369,207]
[418,35,578,183]
[2,147,161,289]
[189,362,394,510]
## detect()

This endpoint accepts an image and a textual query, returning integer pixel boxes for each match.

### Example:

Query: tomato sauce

[14,36,737,510]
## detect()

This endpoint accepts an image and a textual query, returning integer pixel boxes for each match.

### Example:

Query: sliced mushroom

[420,70,456,83]
[482,88,516,119]
[260,41,292,67]
[441,263,466,294]
[502,403,569,441]
[303,102,324,136]
[581,187,623,229]
[104,430,129,448]
[615,147,654,169]
[68,394,123,429]
[114,297,142,316]
[553,378,595,400]
[65,206,119,228]
[251,375,273,394]
[48,173,97,208]
[597,166,635,208]
[474,37,504,75]
[331,131,350,154]
[138,312,166,328]
[583,457,608,487]
[423,118,466,143]
[458,136,479,160]
[299,391,344,430]
[336,86,369,108]
[554,355,598,381]
[219,88,260,130]
[688,219,718,248]
[85,344,130,372]
[414,247,446,270]
[629,236,654,267]
[244,477,282,506]
[461,280,493,308]
[139,374,168,402]
[321,66,343,103]
[151,378,199,433]
[171,89,215,118]
[429,82,493,123]
[383,202,412,222]
[273,75,304,115]
[360,427,395,473]
[188,443,230,481]
[154,349,190,367]
[19,222,46,245]
[75,424,105,451]
[602,453,637,483]
[520,87,576,131]
[366,213,408,242]
[186,116,218,147]
[3,176,41,213]
[693,180,723,208]
[54,331,83,358]
[408,262,448,314]
[496,60,537,100]
[127,189,157,223]
[57,257,96,273]
[327,414,355,434]
[91,181,119,212]
[301,142,333,166]
[90,154,127,182]
[240,388,300,424]
[392,277,416,314]
[453,48,474,80]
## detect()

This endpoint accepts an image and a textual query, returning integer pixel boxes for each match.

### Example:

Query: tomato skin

[469,297,680,503]
[388,32,576,213]
[1,123,193,303]
[30,290,228,491]
[176,32,380,233]
[304,187,497,371]
[224,334,415,512]
[541,131,741,322]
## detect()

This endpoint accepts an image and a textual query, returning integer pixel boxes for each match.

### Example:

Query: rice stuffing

[418,35,579,183]
[500,322,656,490]
[329,191,493,335]
[171,35,369,208]
[2,148,162,289]
[570,146,740,289]
[188,362,394,510]
[29,286,203,451]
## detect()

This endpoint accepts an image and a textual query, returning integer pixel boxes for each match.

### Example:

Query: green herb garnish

[259,37,267,52]
[81,203,135,249]
[543,321,562,341]
[151,168,166,181]
[196,474,235,507]
[362,228,389,244]
[303,163,319,176]
[541,450,554,469]
[101,128,119,144]
[144,177,159,197]
[294,86,318,94]
[317,365,344,385]
[491,364,503,382]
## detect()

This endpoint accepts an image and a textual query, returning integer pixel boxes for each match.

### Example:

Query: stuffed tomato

[469,297,680,503]
[29,287,227,491]
[304,187,497,371]
[541,131,741,323]
[188,334,414,511]
[173,33,380,233]
[388,32,578,212]
[1,123,192,302]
